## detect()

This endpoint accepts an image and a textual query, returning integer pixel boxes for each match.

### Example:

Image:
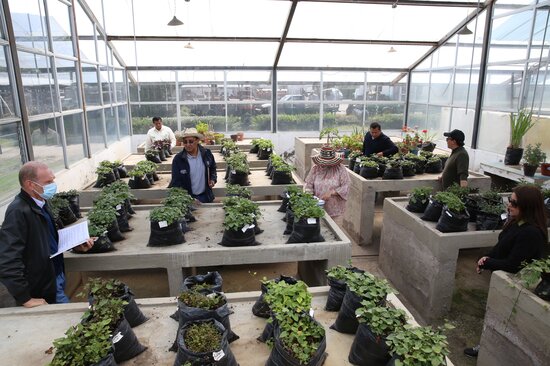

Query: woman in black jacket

[465,184,547,358]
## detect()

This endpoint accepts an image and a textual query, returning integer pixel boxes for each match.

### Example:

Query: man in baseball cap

[440,129,469,189]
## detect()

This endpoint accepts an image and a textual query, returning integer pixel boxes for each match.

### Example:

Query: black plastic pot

[252,275,297,318]
[406,196,429,213]
[128,175,152,189]
[425,160,443,174]
[534,272,550,301]
[414,161,426,175]
[436,206,470,233]
[82,234,115,254]
[93,172,116,188]
[402,165,416,177]
[383,166,403,180]
[107,220,125,242]
[250,145,259,154]
[219,227,259,247]
[228,171,250,186]
[523,164,538,177]
[353,163,361,174]
[475,211,504,231]
[112,316,147,362]
[504,147,523,165]
[287,217,325,244]
[148,220,185,247]
[377,163,386,177]
[325,267,365,312]
[348,323,391,366]
[117,165,128,178]
[258,148,272,160]
[58,206,78,226]
[421,142,436,152]
[271,170,293,185]
[146,153,162,164]
[158,148,167,161]
[331,288,368,334]
[421,197,444,222]
[360,166,379,179]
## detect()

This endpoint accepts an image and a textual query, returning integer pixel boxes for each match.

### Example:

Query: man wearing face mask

[0,161,94,308]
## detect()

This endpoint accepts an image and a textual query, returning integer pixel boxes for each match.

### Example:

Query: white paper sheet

[50,220,90,258]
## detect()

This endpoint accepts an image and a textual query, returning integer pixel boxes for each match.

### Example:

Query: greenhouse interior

[0,0,550,365]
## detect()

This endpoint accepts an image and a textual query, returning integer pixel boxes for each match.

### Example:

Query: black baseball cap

[443,129,465,144]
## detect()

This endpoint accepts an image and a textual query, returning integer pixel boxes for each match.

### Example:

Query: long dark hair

[509,185,548,241]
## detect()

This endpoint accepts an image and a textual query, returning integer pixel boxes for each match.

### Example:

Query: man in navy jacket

[169,128,217,203]
[362,122,398,157]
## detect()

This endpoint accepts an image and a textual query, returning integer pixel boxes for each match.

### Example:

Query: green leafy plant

[359,159,378,168]
[517,256,550,288]
[94,192,125,210]
[523,143,547,166]
[226,152,250,174]
[135,160,158,174]
[149,206,183,225]
[509,109,535,148]
[95,165,113,176]
[478,200,506,215]
[386,324,452,366]
[87,207,117,228]
[49,320,112,366]
[257,139,274,150]
[48,196,71,220]
[355,304,407,338]
[319,127,340,144]
[83,278,126,300]
[226,184,252,198]
[145,149,159,158]
[404,153,426,163]
[434,191,465,213]
[292,194,325,220]
[326,265,355,281]
[55,189,79,199]
[88,223,107,237]
[128,167,145,178]
[419,150,434,159]
[346,271,395,306]
[445,183,476,201]
[195,121,209,135]
[183,320,222,353]
[409,187,432,205]
[178,290,225,310]
[102,181,135,201]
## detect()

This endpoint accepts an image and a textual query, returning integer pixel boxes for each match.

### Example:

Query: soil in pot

[504,147,523,165]
[148,220,185,247]
[173,319,238,366]
[170,272,223,322]
[287,217,325,244]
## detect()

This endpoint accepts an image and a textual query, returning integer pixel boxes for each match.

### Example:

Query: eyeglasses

[508,197,518,208]
[182,139,196,144]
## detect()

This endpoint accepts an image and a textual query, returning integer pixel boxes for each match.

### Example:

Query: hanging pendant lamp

[458,26,473,35]
[167,0,183,26]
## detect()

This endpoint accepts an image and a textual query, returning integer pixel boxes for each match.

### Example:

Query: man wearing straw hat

[169,128,217,203]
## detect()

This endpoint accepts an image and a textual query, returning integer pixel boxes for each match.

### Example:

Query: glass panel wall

[18,52,56,116]
[0,122,24,203]
[30,117,65,172]
[62,112,86,165]
[118,105,130,137]
[87,109,105,154]
[105,107,118,145]
[46,0,74,56]
[56,57,79,111]
[0,47,16,118]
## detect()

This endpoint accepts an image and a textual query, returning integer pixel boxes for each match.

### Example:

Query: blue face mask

[33,181,57,200]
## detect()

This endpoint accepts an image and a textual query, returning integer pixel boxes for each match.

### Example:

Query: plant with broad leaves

[434,191,465,214]
[292,194,325,220]
[226,184,252,198]
[346,271,395,305]
[87,207,117,228]
[149,206,183,225]
[409,187,432,205]
[517,257,550,288]
[355,304,407,338]
[386,324,452,366]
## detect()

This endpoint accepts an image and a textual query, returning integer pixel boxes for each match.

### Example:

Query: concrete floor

[67,194,490,366]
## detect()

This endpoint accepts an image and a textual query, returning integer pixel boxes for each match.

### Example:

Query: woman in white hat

[305,145,351,218]
[169,128,217,203]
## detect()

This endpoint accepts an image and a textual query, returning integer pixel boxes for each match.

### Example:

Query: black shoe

[464,345,480,358]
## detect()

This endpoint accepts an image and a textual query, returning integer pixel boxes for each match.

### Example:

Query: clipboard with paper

[50,220,90,258]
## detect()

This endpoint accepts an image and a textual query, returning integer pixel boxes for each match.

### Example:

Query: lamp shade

[167,16,183,26]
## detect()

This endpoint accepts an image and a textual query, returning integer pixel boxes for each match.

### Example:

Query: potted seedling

[348,151,363,171]
[522,143,546,177]
[49,319,115,366]
[406,186,433,213]
[435,191,470,232]
[226,183,252,199]
[93,164,116,188]
[48,195,77,227]
[250,138,261,154]
[271,160,295,185]
[386,324,451,366]
[401,159,416,177]
[84,223,114,254]
[518,256,550,301]
[257,139,274,160]
[55,189,82,218]
[226,152,250,186]
[148,206,185,247]
[128,167,151,189]
[383,159,404,180]
[102,180,136,216]
[220,198,260,247]
[476,199,506,231]
[152,139,167,161]
[506,109,535,165]
[350,304,407,366]
[136,160,159,183]
[404,153,427,174]
[87,206,125,242]
[359,159,379,179]
[325,264,364,311]
[425,156,443,174]
[145,148,162,163]
[287,193,325,243]
[332,271,394,334]
[173,319,238,366]
[94,192,132,233]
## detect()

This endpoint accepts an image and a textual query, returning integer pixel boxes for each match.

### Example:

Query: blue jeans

[55,272,70,303]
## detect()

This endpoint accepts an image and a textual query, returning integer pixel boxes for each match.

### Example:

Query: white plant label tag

[445,211,452,217]
[501,213,508,220]
[206,293,217,299]
[112,332,123,344]
[356,158,361,162]
[213,350,225,361]
[231,170,236,174]
[158,221,168,228]
[116,204,122,210]
[309,308,314,317]
[241,224,250,232]
[129,177,134,181]
[285,193,290,198]
[142,175,147,180]
[307,218,317,225]
[251,213,256,218]
[267,148,271,152]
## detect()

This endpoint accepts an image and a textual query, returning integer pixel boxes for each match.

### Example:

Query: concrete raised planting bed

[123,151,268,172]
[137,139,254,154]
[294,137,325,180]
[378,197,499,323]
[343,167,491,246]
[477,271,550,366]
[0,287,454,365]
[65,202,351,295]
[79,170,303,206]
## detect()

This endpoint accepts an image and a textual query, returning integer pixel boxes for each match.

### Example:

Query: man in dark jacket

[362,122,398,157]
[169,128,217,203]
[0,162,93,308]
